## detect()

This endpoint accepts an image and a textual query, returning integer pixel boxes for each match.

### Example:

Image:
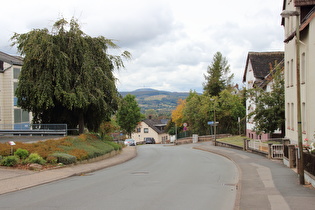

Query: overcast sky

[1,0,284,93]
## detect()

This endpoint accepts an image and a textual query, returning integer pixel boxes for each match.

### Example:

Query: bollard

[288,144,296,168]
[243,138,247,151]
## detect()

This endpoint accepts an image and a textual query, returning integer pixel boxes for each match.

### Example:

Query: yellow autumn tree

[172,99,186,127]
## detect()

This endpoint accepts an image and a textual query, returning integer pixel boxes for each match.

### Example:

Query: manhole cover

[131,171,149,175]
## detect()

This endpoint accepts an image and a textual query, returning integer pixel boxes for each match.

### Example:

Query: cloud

[1,0,284,93]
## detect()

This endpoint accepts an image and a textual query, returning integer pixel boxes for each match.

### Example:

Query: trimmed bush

[52,153,77,165]
[68,149,88,161]
[46,155,58,164]
[25,153,46,165]
[105,141,122,151]
[1,155,19,167]
[14,148,29,159]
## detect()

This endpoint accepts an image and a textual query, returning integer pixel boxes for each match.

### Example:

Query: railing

[0,124,67,136]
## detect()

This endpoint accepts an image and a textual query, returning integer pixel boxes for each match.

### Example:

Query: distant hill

[120,88,191,114]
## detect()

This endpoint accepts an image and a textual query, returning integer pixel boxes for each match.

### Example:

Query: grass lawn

[217,135,245,147]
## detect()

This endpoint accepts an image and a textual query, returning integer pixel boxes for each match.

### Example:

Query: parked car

[144,137,155,144]
[124,139,136,146]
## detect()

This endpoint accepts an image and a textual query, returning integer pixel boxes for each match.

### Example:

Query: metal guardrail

[0,124,67,136]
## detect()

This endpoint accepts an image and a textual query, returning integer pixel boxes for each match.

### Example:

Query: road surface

[0,144,238,210]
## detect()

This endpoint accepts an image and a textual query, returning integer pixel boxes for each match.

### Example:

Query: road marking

[268,195,290,210]
[250,163,290,209]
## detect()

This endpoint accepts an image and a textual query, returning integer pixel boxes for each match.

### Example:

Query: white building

[131,119,169,144]
[281,0,315,145]
[243,51,284,140]
[0,51,31,129]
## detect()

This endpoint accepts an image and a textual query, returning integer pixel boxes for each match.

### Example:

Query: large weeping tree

[12,18,131,134]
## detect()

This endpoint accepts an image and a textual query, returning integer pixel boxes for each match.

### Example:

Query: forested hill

[119,88,191,114]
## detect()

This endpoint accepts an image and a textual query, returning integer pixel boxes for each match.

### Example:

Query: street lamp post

[281,10,304,185]
[210,98,217,146]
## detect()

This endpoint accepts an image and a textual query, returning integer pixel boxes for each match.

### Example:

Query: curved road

[0,144,238,210]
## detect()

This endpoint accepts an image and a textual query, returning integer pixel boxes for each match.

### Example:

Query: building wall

[1,63,14,127]
[244,61,272,139]
[283,2,315,145]
[245,61,256,135]
[0,62,31,129]
[131,121,169,144]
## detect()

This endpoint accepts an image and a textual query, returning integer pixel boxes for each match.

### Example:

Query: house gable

[131,119,170,143]
[0,51,23,72]
[243,52,284,85]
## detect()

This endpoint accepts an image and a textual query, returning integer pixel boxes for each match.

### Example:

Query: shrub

[1,156,19,167]
[0,143,11,156]
[25,153,46,165]
[14,148,29,159]
[52,153,77,165]
[46,155,58,164]
[105,141,122,151]
[68,149,89,161]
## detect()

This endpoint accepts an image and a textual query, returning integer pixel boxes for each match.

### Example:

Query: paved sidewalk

[0,146,137,195]
[193,141,315,210]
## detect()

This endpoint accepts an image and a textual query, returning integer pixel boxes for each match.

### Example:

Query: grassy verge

[217,135,245,147]
[0,134,122,167]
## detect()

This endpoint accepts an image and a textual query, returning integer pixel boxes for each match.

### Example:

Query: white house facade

[282,0,315,145]
[131,119,169,144]
[243,51,284,140]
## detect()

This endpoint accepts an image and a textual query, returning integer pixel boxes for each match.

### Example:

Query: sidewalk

[193,141,315,210]
[0,146,137,195]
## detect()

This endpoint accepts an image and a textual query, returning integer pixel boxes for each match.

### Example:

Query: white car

[124,139,136,146]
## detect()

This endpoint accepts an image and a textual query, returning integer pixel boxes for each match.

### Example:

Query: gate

[271,144,284,159]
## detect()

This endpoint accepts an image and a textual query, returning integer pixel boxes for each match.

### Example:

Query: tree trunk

[78,112,84,134]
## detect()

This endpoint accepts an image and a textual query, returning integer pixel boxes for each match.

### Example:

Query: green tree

[116,94,143,137]
[183,92,210,135]
[145,109,158,119]
[203,52,234,96]
[11,18,131,134]
[217,90,246,134]
[247,63,285,137]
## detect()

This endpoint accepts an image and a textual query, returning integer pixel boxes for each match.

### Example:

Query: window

[290,59,294,86]
[287,103,290,129]
[14,109,29,123]
[14,82,18,106]
[144,128,149,133]
[286,61,290,87]
[137,128,141,133]
[291,103,294,130]
[302,102,306,132]
[13,68,21,79]
[301,52,306,84]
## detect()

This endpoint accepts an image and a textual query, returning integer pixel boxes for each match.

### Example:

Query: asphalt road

[0,144,238,210]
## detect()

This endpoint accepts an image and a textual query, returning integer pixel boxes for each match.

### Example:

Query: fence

[271,144,284,159]
[0,124,67,136]
[248,140,269,153]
